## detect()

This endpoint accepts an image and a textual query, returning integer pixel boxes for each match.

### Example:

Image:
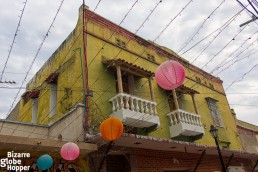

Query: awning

[21,90,40,99]
[102,57,154,78]
[45,73,59,84]
[90,133,258,159]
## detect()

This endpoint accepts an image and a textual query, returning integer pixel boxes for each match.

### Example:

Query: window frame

[206,97,224,127]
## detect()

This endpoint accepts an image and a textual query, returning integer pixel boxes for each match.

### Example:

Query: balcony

[109,93,160,128]
[167,109,205,138]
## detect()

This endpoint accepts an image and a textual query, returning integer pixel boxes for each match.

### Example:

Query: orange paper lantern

[100,117,124,141]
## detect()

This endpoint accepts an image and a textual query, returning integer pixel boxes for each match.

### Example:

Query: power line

[211,30,257,74]
[93,0,103,11]
[6,0,65,116]
[236,0,256,16]
[225,63,258,90]
[180,8,245,56]
[13,30,83,120]
[177,0,225,53]
[89,0,162,87]
[190,13,246,65]
[135,0,162,33]
[87,0,139,67]
[215,48,258,76]
[84,3,256,128]
[4,0,140,123]
[0,0,28,81]
[153,0,193,42]
[201,24,248,70]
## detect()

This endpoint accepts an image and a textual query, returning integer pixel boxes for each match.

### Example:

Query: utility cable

[87,0,139,67]
[225,63,258,90]
[180,8,245,56]
[177,0,225,53]
[153,0,193,42]
[201,24,248,70]
[215,49,258,75]
[93,0,103,11]
[211,30,257,74]
[89,0,162,87]
[135,0,162,33]
[0,0,28,81]
[6,0,65,116]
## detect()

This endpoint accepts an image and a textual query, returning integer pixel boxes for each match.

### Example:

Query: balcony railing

[167,109,205,138]
[109,93,160,128]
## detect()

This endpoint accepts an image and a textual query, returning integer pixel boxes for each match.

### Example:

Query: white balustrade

[109,93,158,116]
[168,109,202,126]
[109,93,160,128]
[167,109,205,137]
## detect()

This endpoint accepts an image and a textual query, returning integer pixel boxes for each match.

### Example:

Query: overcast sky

[0,0,257,125]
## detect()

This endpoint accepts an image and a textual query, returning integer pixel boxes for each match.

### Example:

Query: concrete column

[172,89,179,110]
[148,77,155,101]
[116,65,123,93]
[191,94,199,114]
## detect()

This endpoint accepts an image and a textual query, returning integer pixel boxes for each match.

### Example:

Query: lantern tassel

[97,141,113,172]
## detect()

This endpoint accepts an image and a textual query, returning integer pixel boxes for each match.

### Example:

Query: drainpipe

[82,1,89,136]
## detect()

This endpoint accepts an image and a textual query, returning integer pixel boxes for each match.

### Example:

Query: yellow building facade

[17,5,242,151]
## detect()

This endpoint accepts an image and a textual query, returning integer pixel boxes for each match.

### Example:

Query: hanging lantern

[100,117,124,141]
[155,60,186,90]
[37,154,53,170]
[61,142,80,161]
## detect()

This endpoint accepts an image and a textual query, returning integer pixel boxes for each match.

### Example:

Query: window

[115,73,135,95]
[50,84,57,117]
[146,53,155,62]
[206,97,223,127]
[45,73,59,117]
[209,83,214,90]
[116,38,126,49]
[32,98,38,123]
[195,76,201,84]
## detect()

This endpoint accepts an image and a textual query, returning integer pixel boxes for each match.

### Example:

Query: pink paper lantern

[60,142,80,161]
[155,60,185,90]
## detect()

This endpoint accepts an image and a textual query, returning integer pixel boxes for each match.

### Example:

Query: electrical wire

[87,0,139,67]
[215,48,258,75]
[4,1,258,138]
[6,0,65,116]
[135,0,162,34]
[89,0,162,87]
[0,0,28,81]
[180,7,245,56]
[210,30,257,74]
[93,0,103,11]
[236,0,256,16]
[153,0,193,42]
[177,0,225,53]
[201,24,248,70]
[225,63,258,90]
[190,12,245,64]
[85,4,256,127]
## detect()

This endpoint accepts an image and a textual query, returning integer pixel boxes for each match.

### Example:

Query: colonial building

[4,4,258,172]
